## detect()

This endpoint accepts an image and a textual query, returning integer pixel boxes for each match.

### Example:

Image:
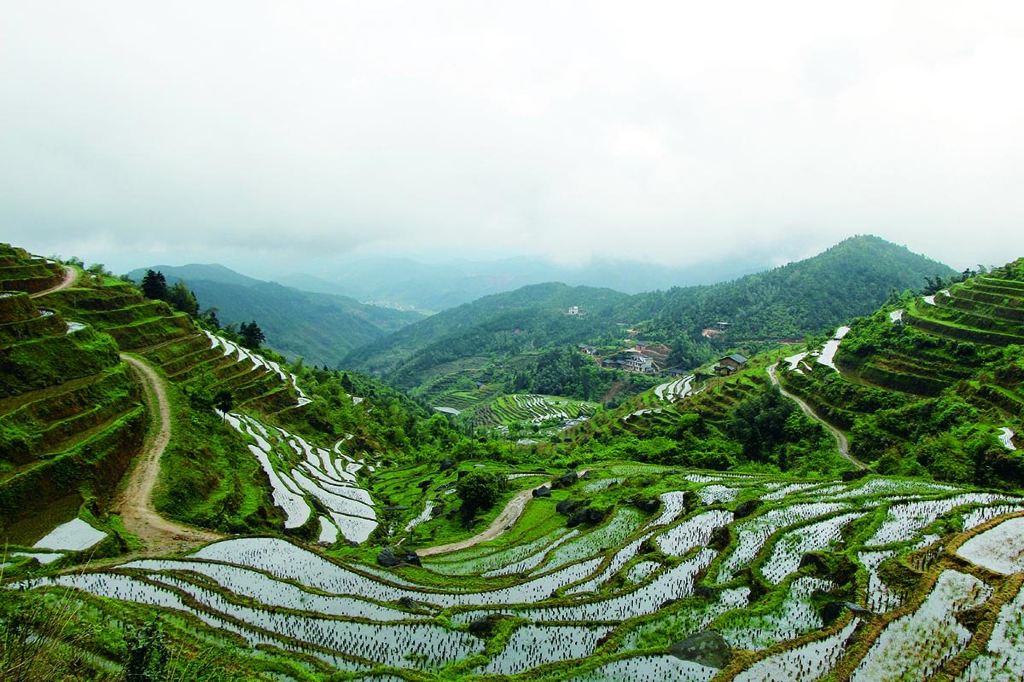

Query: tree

[456,472,506,517]
[140,270,168,300]
[214,389,233,415]
[727,385,797,461]
[166,280,199,315]
[239,320,266,349]
[203,307,221,329]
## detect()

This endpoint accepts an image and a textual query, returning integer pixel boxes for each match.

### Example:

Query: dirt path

[117,354,220,554]
[30,265,78,298]
[767,363,865,470]
[418,471,586,557]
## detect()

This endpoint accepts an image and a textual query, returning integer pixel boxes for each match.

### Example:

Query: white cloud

[1,0,1022,273]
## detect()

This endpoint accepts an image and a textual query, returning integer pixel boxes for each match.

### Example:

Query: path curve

[29,265,78,298]
[767,363,865,470]
[418,471,587,557]
[117,354,220,553]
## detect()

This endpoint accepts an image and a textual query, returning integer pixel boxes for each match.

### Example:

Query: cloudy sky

[2,1,1023,276]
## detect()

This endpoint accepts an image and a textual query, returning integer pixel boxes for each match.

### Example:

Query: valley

[2,239,1022,681]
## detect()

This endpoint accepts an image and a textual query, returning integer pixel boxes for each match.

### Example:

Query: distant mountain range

[125,264,424,367]
[278,254,776,313]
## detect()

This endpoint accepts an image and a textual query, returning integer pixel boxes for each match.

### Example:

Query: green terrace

[0,260,144,549]
[10,464,1024,680]
[774,262,1024,485]
[0,243,66,294]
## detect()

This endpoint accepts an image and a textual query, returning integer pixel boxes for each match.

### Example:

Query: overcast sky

[2,1,1023,276]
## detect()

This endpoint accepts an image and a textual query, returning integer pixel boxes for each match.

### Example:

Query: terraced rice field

[473,393,598,430]
[22,466,1024,679]
[776,266,1024,472]
[218,411,378,542]
[654,374,696,402]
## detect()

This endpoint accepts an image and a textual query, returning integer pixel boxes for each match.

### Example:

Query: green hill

[629,234,956,342]
[774,260,1024,487]
[126,264,424,367]
[343,235,954,406]
[342,282,633,387]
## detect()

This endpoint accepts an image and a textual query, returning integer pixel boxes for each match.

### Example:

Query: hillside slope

[344,236,955,399]
[343,282,632,387]
[127,264,424,367]
[774,260,1024,487]
[625,235,956,341]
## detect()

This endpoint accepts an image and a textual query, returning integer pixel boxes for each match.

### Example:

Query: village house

[715,353,748,375]
[623,351,656,373]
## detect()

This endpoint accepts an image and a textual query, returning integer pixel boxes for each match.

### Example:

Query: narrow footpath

[767,363,866,470]
[418,470,588,557]
[30,265,78,298]
[117,354,220,554]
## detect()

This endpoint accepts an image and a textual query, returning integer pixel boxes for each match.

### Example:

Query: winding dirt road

[117,354,220,553]
[768,363,865,470]
[30,265,78,298]
[418,471,587,557]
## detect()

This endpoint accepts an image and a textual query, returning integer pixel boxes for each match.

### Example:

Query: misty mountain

[341,236,956,392]
[279,254,774,313]
[126,264,424,367]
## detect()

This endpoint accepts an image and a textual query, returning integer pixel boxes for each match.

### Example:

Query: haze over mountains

[278,253,776,313]
[131,236,953,373]
[341,236,954,399]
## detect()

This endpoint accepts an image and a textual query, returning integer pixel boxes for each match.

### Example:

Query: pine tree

[140,270,167,300]
[239,320,266,349]
[166,280,199,315]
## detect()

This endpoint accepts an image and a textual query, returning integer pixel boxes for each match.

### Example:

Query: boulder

[439,458,455,471]
[552,470,581,489]
[669,630,732,669]
[556,499,584,515]
[468,614,507,639]
[733,499,761,519]
[532,485,552,498]
[377,547,421,568]
[632,496,661,514]
[568,506,607,527]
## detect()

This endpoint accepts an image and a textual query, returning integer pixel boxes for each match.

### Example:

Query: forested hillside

[624,235,957,345]
[127,264,423,367]
[343,236,955,403]
[343,282,632,386]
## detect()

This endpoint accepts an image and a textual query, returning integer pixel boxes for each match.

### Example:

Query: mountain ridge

[126,264,425,367]
[341,235,956,400]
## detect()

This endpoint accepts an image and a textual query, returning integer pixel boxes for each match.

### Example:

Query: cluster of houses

[580,339,748,379]
[596,341,671,374]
